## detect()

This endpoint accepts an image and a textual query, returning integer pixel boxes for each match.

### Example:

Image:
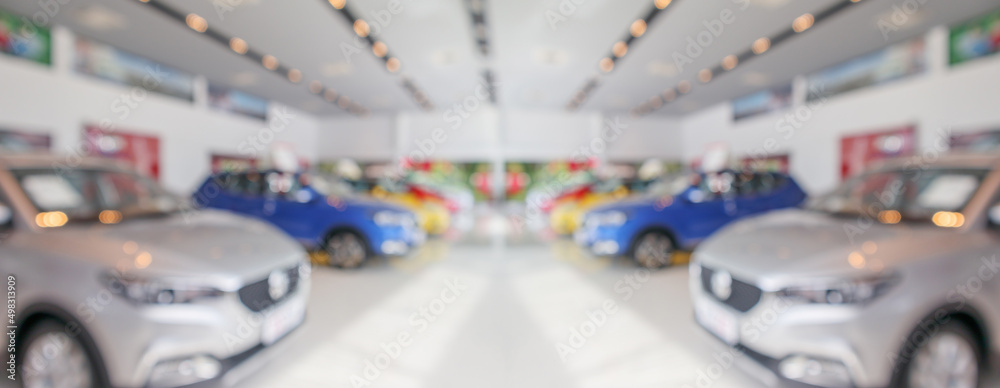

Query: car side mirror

[988,204,1000,227]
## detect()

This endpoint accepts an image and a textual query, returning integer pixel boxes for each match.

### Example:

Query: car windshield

[810,167,987,222]
[13,167,180,222]
[310,174,357,198]
[644,174,690,197]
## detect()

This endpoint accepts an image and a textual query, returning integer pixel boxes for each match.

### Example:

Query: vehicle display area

[2,0,1000,387]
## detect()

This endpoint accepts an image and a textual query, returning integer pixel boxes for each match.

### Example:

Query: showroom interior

[3,0,1000,387]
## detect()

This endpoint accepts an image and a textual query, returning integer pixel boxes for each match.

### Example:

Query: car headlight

[587,211,627,227]
[777,274,899,305]
[106,274,223,304]
[374,211,412,227]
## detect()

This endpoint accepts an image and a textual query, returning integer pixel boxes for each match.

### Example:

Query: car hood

[588,197,656,214]
[696,208,989,291]
[344,196,411,213]
[27,209,305,289]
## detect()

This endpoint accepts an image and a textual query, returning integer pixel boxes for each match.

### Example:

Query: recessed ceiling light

[329,0,347,9]
[743,71,770,86]
[532,48,569,66]
[287,69,302,83]
[752,37,771,54]
[354,20,370,37]
[372,41,388,58]
[662,89,676,102]
[324,89,339,102]
[650,96,663,109]
[677,80,691,94]
[231,71,257,86]
[338,96,351,108]
[72,5,128,31]
[309,81,323,94]
[386,57,401,72]
[646,60,677,77]
[229,38,248,54]
[612,41,628,58]
[262,55,279,70]
[321,62,353,77]
[698,69,712,83]
[721,55,738,70]
[599,57,615,73]
[185,14,208,33]
[630,20,647,38]
[793,13,814,33]
[654,0,672,10]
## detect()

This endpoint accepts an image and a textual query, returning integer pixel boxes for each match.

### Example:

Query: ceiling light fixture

[309,81,323,94]
[793,13,815,33]
[662,89,676,102]
[654,0,672,10]
[698,69,712,83]
[324,89,338,102]
[372,41,388,57]
[329,0,347,9]
[229,38,248,54]
[262,55,279,70]
[677,80,691,94]
[386,57,401,72]
[287,68,302,83]
[752,37,771,54]
[721,54,738,70]
[338,96,351,108]
[599,57,615,73]
[185,14,207,33]
[353,20,370,37]
[630,19,647,38]
[612,41,628,58]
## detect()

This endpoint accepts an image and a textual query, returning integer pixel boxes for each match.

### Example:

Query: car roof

[870,151,1000,171]
[0,152,130,170]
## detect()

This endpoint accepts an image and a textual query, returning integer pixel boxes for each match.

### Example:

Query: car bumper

[96,270,311,388]
[689,281,907,388]
[576,224,632,256]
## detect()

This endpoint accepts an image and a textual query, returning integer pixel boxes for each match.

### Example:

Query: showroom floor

[240,225,769,388]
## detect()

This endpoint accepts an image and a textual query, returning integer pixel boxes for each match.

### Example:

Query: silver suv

[0,154,311,388]
[691,153,1000,388]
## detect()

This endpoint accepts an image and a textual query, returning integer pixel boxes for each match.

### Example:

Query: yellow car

[372,185,451,235]
[550,184,628,235]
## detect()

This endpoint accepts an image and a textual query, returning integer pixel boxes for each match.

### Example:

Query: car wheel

[899,321,981,388]
[324,231,367,269]
[21,320,99,388]
[633,231,674,269]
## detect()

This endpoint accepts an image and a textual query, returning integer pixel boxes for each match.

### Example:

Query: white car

[0,154,310,388]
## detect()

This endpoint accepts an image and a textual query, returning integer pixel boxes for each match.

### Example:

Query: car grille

[238,265,300,312]
[700,266,763,313]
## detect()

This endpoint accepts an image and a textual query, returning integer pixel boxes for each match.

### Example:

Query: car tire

[324,231,367,269]
[633,231,674,269]
[894,320,982,388]
[20,319,101,388]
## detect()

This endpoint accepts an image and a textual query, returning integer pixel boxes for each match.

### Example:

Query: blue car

[577,171,807,269]
[193,171,424,268]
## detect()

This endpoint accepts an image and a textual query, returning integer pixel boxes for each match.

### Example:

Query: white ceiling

[0,0,997,117]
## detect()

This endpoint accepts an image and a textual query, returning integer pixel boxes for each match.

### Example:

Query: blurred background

[1,0,1000,387]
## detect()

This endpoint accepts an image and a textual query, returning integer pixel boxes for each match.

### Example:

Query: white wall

[679,27,1000,194]
[315,115,396,162]
[0,27,320,193]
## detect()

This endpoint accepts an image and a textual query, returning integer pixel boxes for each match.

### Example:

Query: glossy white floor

[241,235,768,388]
